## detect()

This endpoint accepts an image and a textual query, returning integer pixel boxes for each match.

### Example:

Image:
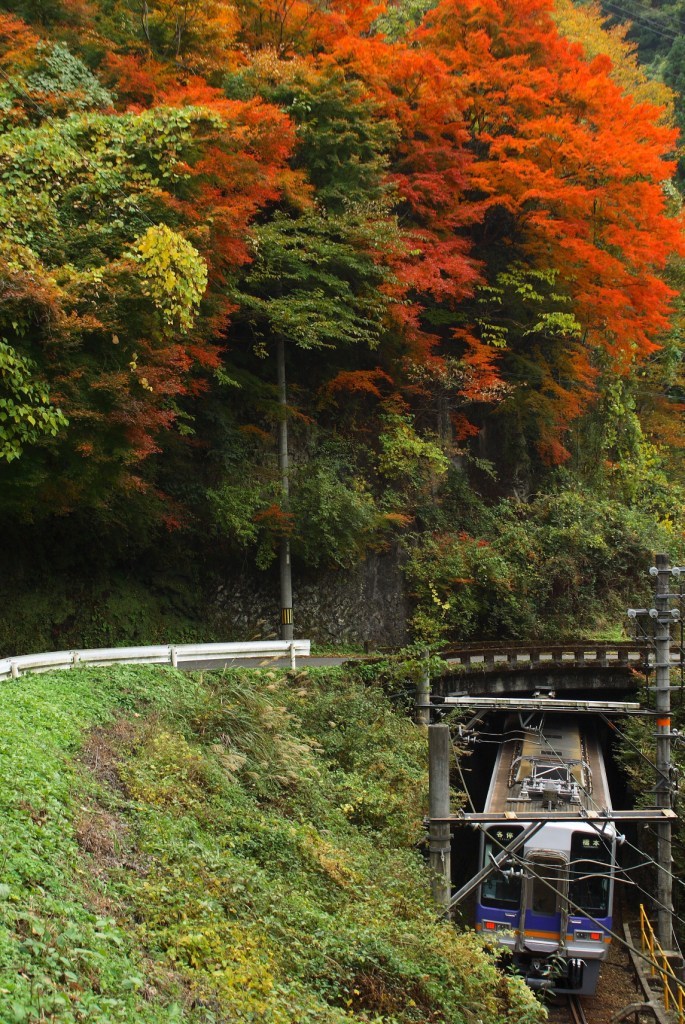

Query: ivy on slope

[0,664,543,1024]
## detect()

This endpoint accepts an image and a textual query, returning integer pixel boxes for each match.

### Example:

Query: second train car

[474,713,618,995]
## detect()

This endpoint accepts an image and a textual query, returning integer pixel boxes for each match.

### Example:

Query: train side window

[568,831,612,918]
[480,827,522,909]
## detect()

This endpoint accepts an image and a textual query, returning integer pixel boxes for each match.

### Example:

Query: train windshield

[568,831,613,918]
[480,826,523,908]
[529,857,565,915]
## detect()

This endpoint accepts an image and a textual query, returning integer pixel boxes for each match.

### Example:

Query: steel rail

[568,994,588,1024]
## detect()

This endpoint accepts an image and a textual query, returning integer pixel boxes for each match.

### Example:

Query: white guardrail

[0,640,311,681]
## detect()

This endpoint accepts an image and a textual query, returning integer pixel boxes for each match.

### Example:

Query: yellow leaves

[171,920,278,1014]
[553,0,675,120]
[139,0,240,64]
[429,583,451,613]
[126,352,153,390]
[118,727,216,810]
[301,828,361,887]
[130,224,208,334]
[298,823,362,888]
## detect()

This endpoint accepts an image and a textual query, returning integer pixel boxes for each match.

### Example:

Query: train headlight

[483,921,514,933]
[574,930,603,942]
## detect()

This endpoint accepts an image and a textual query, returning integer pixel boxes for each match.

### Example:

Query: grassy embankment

[0,663,544,1024]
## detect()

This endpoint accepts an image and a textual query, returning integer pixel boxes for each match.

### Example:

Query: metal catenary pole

[428,723,452,916]
[276,337,294,642]
[653,552,674,950]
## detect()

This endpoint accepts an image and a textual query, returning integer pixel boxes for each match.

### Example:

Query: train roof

[484,714,612,818]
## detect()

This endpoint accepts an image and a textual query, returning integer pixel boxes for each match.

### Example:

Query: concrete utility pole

[415,650,431,726]
[652,553,674,950]
[276,338,293,642]
[428,724,452,916]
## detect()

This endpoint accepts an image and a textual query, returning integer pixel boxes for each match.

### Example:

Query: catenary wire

[477,821,681,983]
[600,0,680,44]
[454,712,685,933]
[533,719,685,911]
[507,727,685,957]
[599,713,663,784]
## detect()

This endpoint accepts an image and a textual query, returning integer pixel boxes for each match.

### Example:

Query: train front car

[474,715,616,995]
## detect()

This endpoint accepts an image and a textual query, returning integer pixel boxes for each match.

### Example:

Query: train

[473,713,618,995]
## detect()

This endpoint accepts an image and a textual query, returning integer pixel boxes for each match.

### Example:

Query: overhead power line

[600,0,680,44]
[514,720,685,926]
[478,819,678,983]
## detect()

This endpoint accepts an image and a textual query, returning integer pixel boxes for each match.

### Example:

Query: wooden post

[428,724,452,916]
[415,649,431,726]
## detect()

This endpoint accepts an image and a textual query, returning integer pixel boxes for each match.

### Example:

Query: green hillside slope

[0,664,543,1024]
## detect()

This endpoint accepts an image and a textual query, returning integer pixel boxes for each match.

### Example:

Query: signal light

[482,920,516,934]
[574,930,603,941]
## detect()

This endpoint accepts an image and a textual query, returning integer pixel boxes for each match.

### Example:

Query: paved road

[181,656,353,672]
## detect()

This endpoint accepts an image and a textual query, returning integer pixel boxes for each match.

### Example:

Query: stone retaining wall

[213,549,408,647]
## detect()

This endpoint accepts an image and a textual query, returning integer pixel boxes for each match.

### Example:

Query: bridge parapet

[435,641,682,697]
[439,641,676,672]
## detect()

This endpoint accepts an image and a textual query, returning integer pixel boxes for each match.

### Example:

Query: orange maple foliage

[324,368,394,401]
[553,0,674,116]
[5,0,684,487]
[233,0,682,453]
[410,0,683,456]
[0,12,38,67]
[102,52,177,107]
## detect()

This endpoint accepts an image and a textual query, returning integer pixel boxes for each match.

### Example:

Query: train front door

[521,851,568,953]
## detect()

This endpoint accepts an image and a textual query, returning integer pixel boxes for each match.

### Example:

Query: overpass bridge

[431,640,683,697]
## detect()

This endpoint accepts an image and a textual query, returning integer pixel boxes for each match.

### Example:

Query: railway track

[568,995,588,1024]
[545,992,589,1024]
